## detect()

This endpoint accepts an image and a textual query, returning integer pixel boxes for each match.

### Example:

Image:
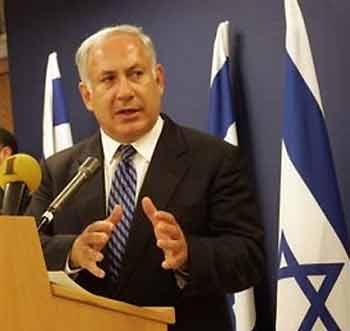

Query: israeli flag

[208,21,256,331]
[276,1,350,330]
[43,52,73,158]
[208,21,238,146]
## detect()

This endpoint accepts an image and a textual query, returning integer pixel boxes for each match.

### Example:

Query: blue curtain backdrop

[5,1,350,330]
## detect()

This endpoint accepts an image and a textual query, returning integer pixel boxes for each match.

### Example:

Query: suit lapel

[73,133,106,228]
[118,116,190,287]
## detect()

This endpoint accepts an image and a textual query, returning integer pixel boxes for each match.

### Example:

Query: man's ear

[0,146,13,163]
[79,82,94,112]
[155,64,165,95]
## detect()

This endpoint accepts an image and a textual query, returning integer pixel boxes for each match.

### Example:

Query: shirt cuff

[64,253,82,275]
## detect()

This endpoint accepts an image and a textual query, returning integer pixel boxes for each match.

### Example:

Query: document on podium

[48,271,93,296]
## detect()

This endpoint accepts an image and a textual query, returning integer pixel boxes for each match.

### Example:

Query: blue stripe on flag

[52,78,69,125]
[283,54,348,252]
[209,59,236,139]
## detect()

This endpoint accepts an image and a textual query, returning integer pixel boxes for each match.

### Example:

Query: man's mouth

[116,108,139,115]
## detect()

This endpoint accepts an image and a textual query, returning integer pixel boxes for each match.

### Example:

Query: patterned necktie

[107,144,137,283]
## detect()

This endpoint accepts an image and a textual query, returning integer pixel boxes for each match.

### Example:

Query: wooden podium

[0,216,175,331]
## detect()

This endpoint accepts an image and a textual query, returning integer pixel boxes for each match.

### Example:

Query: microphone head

[0,153,42,193]
[78,157,100,177]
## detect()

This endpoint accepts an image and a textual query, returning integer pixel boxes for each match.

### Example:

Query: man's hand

[70,206,123,278]
[142,196,188,270]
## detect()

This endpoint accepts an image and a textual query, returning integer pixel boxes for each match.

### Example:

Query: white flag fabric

[208,21,256,331]
[43,52,73,158]
[276,1,350,330]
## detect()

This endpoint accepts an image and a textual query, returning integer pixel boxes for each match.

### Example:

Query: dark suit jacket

[27,115,264,331]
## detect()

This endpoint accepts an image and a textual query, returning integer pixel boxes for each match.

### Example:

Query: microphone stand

[37,156,100,232]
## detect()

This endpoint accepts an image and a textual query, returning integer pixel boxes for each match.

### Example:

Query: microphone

[0,153,42,215]
[38,156,100,231]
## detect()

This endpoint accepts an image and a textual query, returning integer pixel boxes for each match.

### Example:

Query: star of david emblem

[278,232,343,331]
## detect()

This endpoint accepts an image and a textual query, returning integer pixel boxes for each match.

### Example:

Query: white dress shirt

[101,116,164,209]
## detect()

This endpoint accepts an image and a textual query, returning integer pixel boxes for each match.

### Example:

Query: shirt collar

[100,116,164,164]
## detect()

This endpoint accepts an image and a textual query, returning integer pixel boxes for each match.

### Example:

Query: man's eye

[101,76,114,83]
[131,70,143,80]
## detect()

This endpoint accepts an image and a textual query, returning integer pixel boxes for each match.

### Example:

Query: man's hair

[75,24,157,86]
[0,128,18,154]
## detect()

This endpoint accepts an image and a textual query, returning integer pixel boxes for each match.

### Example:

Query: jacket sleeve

[185,146,264,295]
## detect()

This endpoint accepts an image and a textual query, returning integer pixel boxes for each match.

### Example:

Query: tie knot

[118,144,136,161]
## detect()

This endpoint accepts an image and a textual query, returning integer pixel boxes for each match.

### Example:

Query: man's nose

[115,77,134,101]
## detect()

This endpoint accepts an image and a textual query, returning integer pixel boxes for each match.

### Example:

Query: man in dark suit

[27,25,264,331]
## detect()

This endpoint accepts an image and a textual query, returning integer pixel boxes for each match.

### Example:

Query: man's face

[79,33,165,143]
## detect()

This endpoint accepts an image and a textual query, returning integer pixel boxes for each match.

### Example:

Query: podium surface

[0,216,175,331]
